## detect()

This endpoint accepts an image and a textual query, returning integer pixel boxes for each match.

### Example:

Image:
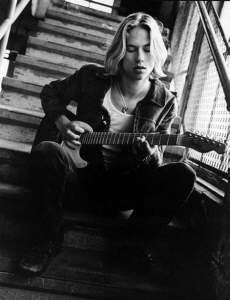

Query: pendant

[121,106,128,114]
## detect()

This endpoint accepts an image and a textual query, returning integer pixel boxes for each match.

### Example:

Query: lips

[133,66,146,74]
[134,66,146,70]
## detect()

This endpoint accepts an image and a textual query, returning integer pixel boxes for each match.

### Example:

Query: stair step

[0,140,30,185]
[0,182,153,250]
[2,76,41,96]
[31,21,109,55]
[0,243,171,299]
[0,99,41,143]
[51,0,123,23]
[14,54,75,85]
[0,286,83,300]
[26,36,104,67]
[1,76,76,113]
[46,7,117,37]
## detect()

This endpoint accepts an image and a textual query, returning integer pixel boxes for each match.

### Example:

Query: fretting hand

[134,135,155,158]
[134,135,162,165]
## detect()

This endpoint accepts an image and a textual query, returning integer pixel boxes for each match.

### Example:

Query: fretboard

[80,132,180,146]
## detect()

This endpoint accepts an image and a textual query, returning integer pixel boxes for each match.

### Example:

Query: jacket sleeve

[40,65,87,122]
[157,95,178,134]
[141,94,178,169]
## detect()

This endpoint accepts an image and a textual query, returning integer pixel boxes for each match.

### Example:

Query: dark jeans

[30,141,196,240]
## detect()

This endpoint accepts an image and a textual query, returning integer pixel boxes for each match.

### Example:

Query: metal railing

[186,2,230,206]
[0,0,31,71]
[195,1,230,111]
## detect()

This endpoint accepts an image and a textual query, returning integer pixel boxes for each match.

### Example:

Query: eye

[126,45,136,52]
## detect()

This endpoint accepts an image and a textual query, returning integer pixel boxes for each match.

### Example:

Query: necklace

[116,82,128,114]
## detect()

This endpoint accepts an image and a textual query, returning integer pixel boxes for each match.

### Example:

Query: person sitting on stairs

[19,12,196,275]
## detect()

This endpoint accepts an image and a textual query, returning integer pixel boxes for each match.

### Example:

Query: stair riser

[26,47,103,68]
[0,89,76,118]
[0,123,37,144]
[0,214,134,252]
[14,65,65,86]
[45,18,114,40]
[0,148,30,185]
[0,271,158,300]
[31,31,108,55]
[0,90,42,112]
[0,286,81,300]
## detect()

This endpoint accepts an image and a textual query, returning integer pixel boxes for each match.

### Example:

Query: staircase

[0,1,219,299]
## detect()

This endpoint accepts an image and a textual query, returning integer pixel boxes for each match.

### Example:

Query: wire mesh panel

[171,1,200,103]
[173,2,230,174]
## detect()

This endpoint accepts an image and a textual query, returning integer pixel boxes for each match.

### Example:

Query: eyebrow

[126,43,150,47]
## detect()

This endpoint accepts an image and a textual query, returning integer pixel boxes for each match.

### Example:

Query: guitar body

[61,142,88,168]
[32,108,110,167]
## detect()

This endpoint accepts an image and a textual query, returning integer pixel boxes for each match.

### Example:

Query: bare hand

[56,117,93,149]
[134,135,155,158]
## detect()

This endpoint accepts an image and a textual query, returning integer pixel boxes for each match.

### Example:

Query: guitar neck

[80,132,180,146]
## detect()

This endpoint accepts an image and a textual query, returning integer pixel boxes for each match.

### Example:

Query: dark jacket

[40,64,177,168]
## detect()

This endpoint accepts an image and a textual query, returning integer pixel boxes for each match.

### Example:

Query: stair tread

[51,1,123,23]
[0,241,167,292]
[0,103,44,119]
[0,230,215,299]
[47,7,117,35]
[2,76,42,95]
[0,138,31,153]
[35,20,109,46]
[15,54,75,77]
[27,36,104,65]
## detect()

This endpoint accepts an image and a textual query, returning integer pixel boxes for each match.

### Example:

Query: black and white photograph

[0,0,229,299]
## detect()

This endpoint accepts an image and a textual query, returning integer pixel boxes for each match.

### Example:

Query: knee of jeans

[176,162,196,185]
[32,141,69,168]
[33,141,63,156]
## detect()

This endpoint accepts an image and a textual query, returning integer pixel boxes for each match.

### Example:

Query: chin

[133,74,148,81]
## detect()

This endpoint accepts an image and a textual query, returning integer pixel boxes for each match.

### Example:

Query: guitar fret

[117,133,121,145]
[81,132,180,147]
[105,132,109,144]
[92,132,96,144]
[91,132,95,144]
[101,132,105,144]
[84,133,89,144]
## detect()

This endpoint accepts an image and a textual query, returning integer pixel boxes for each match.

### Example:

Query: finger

[67,129,81,140]
[73,121,93,132]
[70,123,85,134]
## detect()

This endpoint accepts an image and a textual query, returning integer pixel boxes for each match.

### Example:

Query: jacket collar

[146,78,167,107]
[96,69,168,108]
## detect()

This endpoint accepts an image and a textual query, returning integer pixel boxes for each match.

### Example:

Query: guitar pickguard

[61,142,88,168]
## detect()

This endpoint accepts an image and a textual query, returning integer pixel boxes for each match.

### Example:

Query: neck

[119,76,150,99]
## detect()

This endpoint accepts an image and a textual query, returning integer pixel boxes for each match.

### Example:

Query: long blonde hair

[105,12,168,78]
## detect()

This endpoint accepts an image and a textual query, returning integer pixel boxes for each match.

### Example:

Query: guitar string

[80,133,223,150]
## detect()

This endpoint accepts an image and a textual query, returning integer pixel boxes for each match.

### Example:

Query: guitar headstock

[180,132,226,154]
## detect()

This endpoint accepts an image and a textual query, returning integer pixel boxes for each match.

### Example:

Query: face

[121,26,155,81]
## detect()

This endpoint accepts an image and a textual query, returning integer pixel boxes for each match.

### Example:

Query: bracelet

[142,154,153,164]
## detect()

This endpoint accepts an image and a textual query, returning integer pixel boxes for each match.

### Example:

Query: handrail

[195,1,230,111]
[65,0,119,11]
[0,0,31,41]
[0,0,32,73]
[209,1,230,56]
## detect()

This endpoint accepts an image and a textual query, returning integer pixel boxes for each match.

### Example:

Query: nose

[136,49,144,63]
